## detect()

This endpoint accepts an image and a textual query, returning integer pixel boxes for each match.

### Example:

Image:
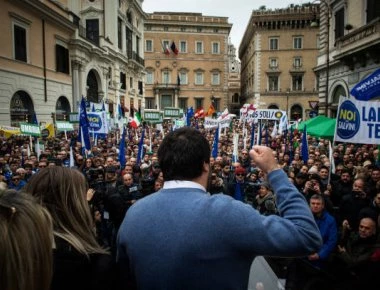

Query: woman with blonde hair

[0,189,53,290]
[24,166,117,290]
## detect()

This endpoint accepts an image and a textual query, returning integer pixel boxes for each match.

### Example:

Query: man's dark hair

[158,127,210,181]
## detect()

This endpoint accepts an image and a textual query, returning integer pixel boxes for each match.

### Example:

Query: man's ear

[203,162,210,173]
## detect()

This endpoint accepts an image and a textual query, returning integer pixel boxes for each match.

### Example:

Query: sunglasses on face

[236,173,245,176]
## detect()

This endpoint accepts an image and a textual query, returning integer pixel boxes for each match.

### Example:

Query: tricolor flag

[129,111,141,128]
[170,41,179,55]
[164,44,170,55]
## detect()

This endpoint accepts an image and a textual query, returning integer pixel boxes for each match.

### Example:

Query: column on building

[71,60,81,112]
[174,88,179,108]
[155,88,160,110]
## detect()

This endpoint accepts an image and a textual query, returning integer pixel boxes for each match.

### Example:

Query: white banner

[87,111,109,134]
[335,96,380,144]
[204,117,231,129]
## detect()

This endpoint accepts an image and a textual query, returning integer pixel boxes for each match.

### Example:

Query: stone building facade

[239,4,320,121]
[143,12,232,114]
[0,0,145,126]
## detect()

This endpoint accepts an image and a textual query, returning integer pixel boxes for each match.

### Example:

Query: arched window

[87,70,99,103]
[290,104,303,121]
[56,96,71,121]
[10,91,34,126]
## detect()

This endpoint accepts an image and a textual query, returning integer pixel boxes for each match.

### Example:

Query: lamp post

[311,0,331,116]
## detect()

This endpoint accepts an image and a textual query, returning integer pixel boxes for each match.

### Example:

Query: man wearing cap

[227,166,248,202]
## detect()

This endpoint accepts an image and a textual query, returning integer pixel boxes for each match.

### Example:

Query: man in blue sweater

[117,127,322,290]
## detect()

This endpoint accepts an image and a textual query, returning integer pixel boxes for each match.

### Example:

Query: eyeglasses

[12,178,20,181]
[236,173,245,176]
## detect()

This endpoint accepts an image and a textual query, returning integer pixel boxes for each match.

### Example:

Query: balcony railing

[78,24,99,46]
[131,51,145,66]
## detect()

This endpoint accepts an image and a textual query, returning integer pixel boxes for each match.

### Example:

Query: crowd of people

[1,118,380,289]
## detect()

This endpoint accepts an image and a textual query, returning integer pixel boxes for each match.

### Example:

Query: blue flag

[250,123,255,149]
[186,107,194,126]
[118,126,126,169]
[136,128,145,165]
[289,127,294,165]
[78,97,91,151]
[32,112,38,125]
[301,125,309,164]
[212,126,219,158]
[234,183,243,201]
[350,68,380,101]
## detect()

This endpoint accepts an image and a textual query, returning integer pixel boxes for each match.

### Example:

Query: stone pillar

[155,88,160,110]
[174,88,179,108]
[72,61,81,112]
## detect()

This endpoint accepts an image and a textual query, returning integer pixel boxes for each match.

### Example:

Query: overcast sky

[143,0,311,51]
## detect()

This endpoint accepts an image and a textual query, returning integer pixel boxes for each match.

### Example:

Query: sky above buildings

[143,0,312,52]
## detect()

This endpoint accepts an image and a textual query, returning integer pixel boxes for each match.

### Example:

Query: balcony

[131,51,145,67]
[78,24,99,46]
[334,20,380,67]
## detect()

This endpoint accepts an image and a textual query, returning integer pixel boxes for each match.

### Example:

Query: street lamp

[311,0,331,116]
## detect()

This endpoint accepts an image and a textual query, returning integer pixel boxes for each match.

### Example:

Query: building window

[214,98,220,111]
[179,98,187,110]
[269,58,278,68]
[145,40,153,52]
[195,72,204,85]
[161,95,172,107]
[120,72,126,90]
[146,71,154,84]
[130,77,133,89]
[211,72,220,85]
[179,72,188,85]
[293,37,302,49]
[145,98,154,109]
[138,81,143,95]
[268,76,279,91]
[13,24,27,62]
[86,19,99,45]
[126,27,133,58]
[180,27,186,32]
[269,38,278,50]
[195,98,203,109]
[164,26,169,31]
[292,75,303,91]
[162,71,170,84]
[335,8,345,39]
[56,44,69,74]
[197,27,202,32]
[212,42,220,54]
[367,0,380,23]
[179,41,187,53]
[195,41,203,54]
[293,57,302,68]
[118,18,123,49]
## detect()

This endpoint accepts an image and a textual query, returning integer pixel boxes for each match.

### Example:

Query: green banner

[56,121,74,131]
[164,107,181,118]
[20,123,41,137]
[144,110,161,121]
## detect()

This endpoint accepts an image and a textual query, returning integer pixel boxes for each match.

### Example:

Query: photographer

[303,173,334,214]
[339,178,371,232]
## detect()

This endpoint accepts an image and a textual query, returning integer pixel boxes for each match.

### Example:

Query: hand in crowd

[249,146,280,175]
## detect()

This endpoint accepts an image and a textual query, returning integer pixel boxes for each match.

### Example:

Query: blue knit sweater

[117,169,322,290]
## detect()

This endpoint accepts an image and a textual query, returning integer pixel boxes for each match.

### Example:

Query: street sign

[309,110,318,118]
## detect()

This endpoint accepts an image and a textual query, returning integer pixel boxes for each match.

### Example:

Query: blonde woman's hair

[0,190,53,290]
[24,166,108,256]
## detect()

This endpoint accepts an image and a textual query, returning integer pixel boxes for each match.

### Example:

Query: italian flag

[129,112,141,128]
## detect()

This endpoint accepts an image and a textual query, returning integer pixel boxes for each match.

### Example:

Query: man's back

[117,169,321,290]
